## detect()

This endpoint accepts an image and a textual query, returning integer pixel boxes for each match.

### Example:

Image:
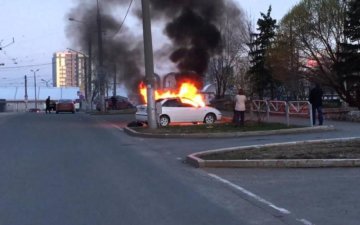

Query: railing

[251,100,269,121]
[251,100,313,127]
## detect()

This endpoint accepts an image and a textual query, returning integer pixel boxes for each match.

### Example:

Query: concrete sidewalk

[221,110,312,127]
[221,109,360,129]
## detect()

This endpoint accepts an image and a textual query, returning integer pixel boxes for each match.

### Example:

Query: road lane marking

[298,218,313,225]
[111,124,124,131]
[208,173,314,225]
[208,173,290,214]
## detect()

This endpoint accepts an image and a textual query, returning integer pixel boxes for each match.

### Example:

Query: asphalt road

[97,112,360,225]
[0,112,359,225]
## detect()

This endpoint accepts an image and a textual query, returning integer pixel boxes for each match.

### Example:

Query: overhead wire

[112,0,135,38]
[0,62,53,70]
[1,0,134,70]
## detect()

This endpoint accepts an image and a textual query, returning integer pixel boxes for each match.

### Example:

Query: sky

[0,0,300,89]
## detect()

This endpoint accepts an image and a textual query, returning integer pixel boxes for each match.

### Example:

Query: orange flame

[139,81,205,107]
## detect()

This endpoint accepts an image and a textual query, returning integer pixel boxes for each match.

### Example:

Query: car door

[178,101,202,122]
[162,99,188,123]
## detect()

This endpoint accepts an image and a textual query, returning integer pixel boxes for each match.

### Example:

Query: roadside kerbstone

[186,137,360,168]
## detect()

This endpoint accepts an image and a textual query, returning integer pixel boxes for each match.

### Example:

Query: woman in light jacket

[233,89,247,126]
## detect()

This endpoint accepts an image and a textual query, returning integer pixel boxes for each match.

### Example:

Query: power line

[112,0,134,38]
[0,62,53,70]
[0,37,15,50]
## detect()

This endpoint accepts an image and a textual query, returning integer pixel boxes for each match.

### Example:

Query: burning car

[135,97,222,127]
[136,80,222,126]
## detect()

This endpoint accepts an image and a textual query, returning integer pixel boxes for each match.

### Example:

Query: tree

[269,21,307,100]
[247,6,278,99]
[279,0,359,106]
[207,2,249,99]
[334,0,360,109]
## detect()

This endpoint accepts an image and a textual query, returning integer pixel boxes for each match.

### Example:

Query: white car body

[135,97,222,126]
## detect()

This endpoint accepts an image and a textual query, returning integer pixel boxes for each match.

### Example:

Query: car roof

[163,97,191,101]
[159,97,195,103]
[58,99,73,102]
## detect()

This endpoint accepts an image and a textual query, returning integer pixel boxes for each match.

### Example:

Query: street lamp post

[31,69,39,109]
[67,48,89,107]
[41,79,51,87]
[68,19,93,111]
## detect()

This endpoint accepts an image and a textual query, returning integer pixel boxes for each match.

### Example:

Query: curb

[186,137,360,168]
[123,125,335,139]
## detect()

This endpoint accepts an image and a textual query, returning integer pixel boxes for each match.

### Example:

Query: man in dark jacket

[309,83,323,125]
[45,96,51,114]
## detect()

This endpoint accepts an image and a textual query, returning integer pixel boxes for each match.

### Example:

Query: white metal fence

[250,100,313,127]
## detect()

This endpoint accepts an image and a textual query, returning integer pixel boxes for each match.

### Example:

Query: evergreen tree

[247,6,278,99]
[335,0,360,109]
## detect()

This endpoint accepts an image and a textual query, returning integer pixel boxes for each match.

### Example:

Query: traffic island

[186,137,360,168]
[124,122,335,138]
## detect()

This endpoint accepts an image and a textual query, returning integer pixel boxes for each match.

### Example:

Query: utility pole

[31,69,39,109]
[24,75,28,110]
[113,64,117,96]
[141,0,157,129]
[87,37,93,109]
[97,0,106,112]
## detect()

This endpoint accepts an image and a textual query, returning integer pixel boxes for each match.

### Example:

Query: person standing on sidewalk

[45,96,51,114]
[309,83,324,125]
[233,89,247,126]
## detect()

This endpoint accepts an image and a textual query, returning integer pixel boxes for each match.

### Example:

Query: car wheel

[56,111,59,114]
[159,115,170,127]
[204,113,216,124]
[72,110,75,114]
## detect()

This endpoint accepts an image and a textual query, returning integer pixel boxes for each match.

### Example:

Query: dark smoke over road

[65,0,243,94]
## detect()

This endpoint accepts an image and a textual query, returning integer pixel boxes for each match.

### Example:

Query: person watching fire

[233,89,247,126]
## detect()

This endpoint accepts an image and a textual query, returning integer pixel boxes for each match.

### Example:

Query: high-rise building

[52,51,86,93]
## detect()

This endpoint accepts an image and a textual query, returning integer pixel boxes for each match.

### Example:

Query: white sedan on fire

[135,97,222,127]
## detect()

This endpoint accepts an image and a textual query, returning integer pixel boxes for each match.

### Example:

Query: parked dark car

[96,96,135,111]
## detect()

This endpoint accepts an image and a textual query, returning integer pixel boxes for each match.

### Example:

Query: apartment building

[52,51,86,93]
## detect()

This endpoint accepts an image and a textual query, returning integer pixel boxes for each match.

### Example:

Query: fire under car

[135,97,222,127]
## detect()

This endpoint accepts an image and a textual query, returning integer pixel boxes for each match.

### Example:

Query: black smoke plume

[65,0,241,94]
[66,1,143,95]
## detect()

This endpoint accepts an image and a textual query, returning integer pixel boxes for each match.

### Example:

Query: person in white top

[233,89,247,126]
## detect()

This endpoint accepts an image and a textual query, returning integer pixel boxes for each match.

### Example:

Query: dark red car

[56,99,75,114]
[96,96,135,111]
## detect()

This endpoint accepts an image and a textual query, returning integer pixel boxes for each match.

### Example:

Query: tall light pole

[41,79,51,87]
[68,19,93,110]
[67,47,88,103]
[31,69,39,109]
[141,0,157,129]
